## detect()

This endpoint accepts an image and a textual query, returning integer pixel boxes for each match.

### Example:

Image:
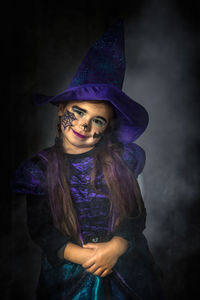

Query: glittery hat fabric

[33,18,149,142]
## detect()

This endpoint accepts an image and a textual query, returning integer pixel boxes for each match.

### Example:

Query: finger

[85,263,102,274]
[92,267,104,277]
[82,258,95,269]
[100,269,113,278]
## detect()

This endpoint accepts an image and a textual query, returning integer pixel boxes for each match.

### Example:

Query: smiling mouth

[71,128,88,139]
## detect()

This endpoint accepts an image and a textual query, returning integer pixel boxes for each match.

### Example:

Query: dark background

[2,0,200,299]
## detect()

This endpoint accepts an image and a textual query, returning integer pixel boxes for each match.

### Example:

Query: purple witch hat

[34,18,149,143]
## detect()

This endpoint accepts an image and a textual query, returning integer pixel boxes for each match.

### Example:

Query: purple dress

[11,143,164,300]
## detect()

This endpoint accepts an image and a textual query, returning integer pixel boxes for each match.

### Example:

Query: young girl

[11,19,165,299]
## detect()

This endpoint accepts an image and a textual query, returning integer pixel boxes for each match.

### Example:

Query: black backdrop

[3,0,200,299]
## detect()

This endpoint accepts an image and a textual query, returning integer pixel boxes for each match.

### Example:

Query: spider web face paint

[61,109,77,130]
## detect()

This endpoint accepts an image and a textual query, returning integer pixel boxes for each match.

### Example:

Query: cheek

[93,132,104,139]
[61,124,69,133]
[61,110,77,130]
[88,136,102,146]
[91,124,107,137]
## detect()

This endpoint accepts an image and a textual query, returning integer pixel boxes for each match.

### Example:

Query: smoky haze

[7,1,200,299]
[124,1,200,297]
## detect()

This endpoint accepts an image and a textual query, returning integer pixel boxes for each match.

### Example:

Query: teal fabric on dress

[37,255,129,300]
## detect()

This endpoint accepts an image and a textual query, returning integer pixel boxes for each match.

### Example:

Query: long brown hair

[46,102,143,242]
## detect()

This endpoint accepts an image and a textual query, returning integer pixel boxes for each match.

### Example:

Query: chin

[63,130,100,148]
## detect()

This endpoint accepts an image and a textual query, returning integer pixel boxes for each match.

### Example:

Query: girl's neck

[62,138,94,155]
[64,145,94,155]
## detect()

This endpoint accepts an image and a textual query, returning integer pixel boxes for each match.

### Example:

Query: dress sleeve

[112,143,147,252]
[11,153,48,196]
[26,194,75,267]
[11,151,75,267]
[121,142,146,178]
[112,198,147,249]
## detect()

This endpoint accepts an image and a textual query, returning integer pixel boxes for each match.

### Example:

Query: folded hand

[82,237,128,278]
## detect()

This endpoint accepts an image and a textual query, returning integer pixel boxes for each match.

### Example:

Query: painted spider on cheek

[61,109,77,130]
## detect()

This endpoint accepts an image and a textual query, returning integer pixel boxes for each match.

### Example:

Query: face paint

[93,132,104,139]
[61,109,77,130]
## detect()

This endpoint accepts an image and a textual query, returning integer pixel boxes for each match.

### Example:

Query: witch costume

[11,19,165,299]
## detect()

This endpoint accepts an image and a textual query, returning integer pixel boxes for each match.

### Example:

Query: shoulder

[120,143,146,178]
[11,147,52,195]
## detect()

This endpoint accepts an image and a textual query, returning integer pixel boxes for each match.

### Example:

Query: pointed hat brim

[33,83,149,143]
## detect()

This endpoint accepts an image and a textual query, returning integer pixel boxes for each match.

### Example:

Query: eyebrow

[72,105,107,123]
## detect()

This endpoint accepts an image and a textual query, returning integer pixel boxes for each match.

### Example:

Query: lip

[71,128,88,139]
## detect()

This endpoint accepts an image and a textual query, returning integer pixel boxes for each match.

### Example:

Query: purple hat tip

[68,18,125,90]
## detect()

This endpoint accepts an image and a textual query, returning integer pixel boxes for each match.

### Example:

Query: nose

[79,120,91,132]
[83,123,88,130]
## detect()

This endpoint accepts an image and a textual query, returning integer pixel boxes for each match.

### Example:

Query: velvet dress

[11,142,164,300]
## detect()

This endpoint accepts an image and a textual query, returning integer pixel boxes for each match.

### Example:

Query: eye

[72,107,85,117]
[93,118,106,127]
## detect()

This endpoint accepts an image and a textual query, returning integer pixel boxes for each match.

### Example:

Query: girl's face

[58,101,114,154]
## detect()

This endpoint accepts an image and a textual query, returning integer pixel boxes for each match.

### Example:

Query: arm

[26,194,73,267]
[81,208,145,278]
[82,144,146,276]
[27,195,128,274]
[82,178,146,277]
[113,142,146,249]
[82,236,128,277]
[112,182,146,253]
[63,242,94,264]
[82,199,146,278]
[26,194,94,267]
[12,155,96,266]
